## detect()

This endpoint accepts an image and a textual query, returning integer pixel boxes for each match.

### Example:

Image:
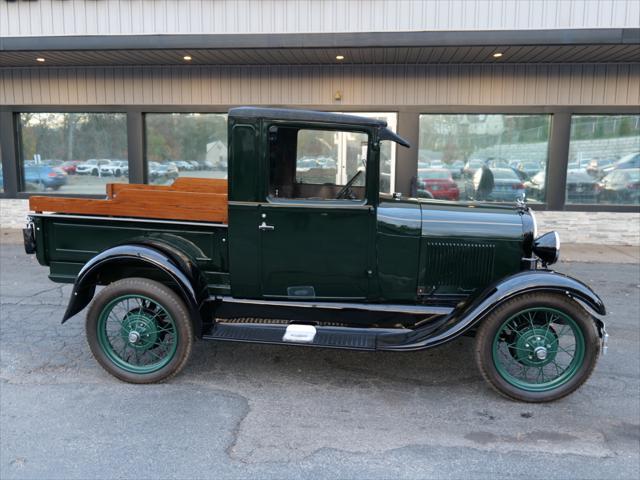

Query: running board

[212,296,453,316]
[203,322,412,350]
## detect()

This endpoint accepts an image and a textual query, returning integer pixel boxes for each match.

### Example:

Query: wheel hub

[120,311,159,351]
[534,346,548,360]
[514,326,558,367]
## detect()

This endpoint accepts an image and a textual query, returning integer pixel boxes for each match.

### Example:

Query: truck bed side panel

[33,215,230,294]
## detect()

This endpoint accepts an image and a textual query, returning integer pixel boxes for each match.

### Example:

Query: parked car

[60,161,81,175]
[297,157,325,172]
[586,157,617,178]
[525,169,599,203]
[486,158,511,169]
[149,162,179,182]
[601,152,640,176]
[99,160,129,177]
[23,107,607,403]
[418,168,460,200]
[598,168,640,204]
[472,167,525,202]
[188,161,202,170]
[565,169,599,203]
[516,161,542,180]
[171,160,195,171]
[444,160,464,179]
[23,165,68,190]
[76,159,111,175]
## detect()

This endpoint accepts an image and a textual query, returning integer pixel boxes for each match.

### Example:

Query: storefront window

[18,113,128,194]
[418,114,551,203]
[567,115,640,205]
[145,113,227,185]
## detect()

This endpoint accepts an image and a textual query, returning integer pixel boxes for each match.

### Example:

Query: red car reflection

[419,168,460,200]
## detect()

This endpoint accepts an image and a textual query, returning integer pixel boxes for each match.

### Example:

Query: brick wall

[535,210,640,246]
[1,199,638,246]
[0,199,30,229]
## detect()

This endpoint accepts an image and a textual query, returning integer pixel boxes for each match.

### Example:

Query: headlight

[533,231,560,266]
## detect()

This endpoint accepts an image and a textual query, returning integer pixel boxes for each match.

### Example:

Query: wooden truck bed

[29,177,229,223]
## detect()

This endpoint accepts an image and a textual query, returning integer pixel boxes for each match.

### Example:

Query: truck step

[203,322,411,350]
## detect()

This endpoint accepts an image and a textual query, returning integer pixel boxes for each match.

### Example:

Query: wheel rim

[97,295,178,374]
[492,307,585,392]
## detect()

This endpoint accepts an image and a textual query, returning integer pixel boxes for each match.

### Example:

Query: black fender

[61,242,209,333]
[378,269,606,351]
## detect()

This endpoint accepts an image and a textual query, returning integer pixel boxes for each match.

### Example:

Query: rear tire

[475,293,599,402]
[86,278,194,384]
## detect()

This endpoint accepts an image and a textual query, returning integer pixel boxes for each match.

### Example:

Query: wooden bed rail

[105,177,228,198]
[30,177,229,223]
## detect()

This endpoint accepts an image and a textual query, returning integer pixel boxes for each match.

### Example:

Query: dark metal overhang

[1,28,638,67]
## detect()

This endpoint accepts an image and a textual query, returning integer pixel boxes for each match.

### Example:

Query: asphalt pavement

[1,234,639,479]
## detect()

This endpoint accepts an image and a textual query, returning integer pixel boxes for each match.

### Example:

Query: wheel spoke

[97,294,178,373]
[492,306,585,392]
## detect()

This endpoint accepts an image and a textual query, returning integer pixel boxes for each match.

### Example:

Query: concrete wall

[2,198,638,245]
[476,135,640,163]
[2,0,638,37]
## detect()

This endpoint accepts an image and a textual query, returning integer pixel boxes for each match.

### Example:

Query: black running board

[210,296,453,326]
[203,322,412,350]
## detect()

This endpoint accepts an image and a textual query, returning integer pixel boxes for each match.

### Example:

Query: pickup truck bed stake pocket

[24,107,607,402]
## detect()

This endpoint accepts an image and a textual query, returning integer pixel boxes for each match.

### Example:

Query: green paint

[97,294,178,374]
[492,307,585,392]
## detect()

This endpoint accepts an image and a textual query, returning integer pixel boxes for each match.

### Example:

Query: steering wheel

[336,170,363,199]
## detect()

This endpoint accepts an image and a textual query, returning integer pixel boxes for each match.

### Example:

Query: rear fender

[62,243,208,333]
[379,270,606,351]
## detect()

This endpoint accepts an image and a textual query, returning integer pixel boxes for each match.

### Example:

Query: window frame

[0,104,638,213]
[15,110,130,196]
[417,112,553,206]
[564,113,640,208]
[143,112,229,185]
[265,121,374,206]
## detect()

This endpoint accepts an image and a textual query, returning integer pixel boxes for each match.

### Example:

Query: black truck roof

[228,107,410,147]
[228,107,388,127]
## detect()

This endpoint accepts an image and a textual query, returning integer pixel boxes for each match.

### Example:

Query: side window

[269,127,368,201]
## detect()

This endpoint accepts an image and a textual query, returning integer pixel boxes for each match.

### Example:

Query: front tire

[86,278,194,384]
[475,293,599,402]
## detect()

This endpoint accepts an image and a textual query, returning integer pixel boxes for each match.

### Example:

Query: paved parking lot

[1,236,639,479]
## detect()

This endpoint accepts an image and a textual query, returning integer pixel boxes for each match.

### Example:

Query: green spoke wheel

[97,295,178,374]
[492,307,584,392]
[86,278,194,384]
[475,293,600,402]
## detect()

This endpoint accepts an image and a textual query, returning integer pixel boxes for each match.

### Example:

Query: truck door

[259,126,375,300]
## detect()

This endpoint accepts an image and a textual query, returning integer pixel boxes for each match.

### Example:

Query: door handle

[259,222,275,231]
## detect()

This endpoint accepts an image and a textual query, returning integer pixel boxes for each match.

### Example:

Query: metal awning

[1,29,638,67]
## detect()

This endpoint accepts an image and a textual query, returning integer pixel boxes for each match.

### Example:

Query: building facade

[1,0,639,243]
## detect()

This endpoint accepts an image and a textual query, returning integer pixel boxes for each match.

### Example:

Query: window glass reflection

[145,113,228,185]
[18,113,128,194]
[567,115,640,205]
[418,114,551,203]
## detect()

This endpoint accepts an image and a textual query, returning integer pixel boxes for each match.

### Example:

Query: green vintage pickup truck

[24,107,607,402]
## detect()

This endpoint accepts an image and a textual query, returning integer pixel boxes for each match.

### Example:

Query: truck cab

[227,107,528,306]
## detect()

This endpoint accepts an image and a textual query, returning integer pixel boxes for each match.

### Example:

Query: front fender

[379,270,605,351]
[61,244,205,325]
